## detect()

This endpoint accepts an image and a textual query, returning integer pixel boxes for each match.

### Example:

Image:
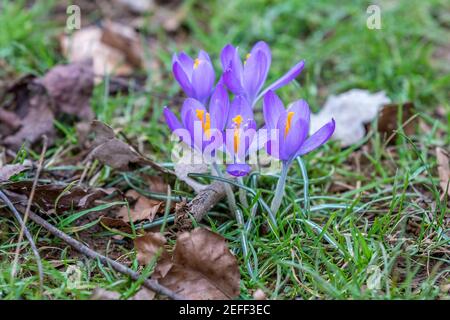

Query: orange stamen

[284,112,295,137]
[195,109,211,138]
[233,115,243,153]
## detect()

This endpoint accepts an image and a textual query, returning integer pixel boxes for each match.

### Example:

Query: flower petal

[226,163,251,177]
[276,115,308,161]
[223,67,244,94]
[250,41,271,82]
[209,84,229,131]
[227,95,253,127]
[220,44,235,69]
[243,50,268,105]
[181,98,205,129]
[173,62,194,97]
[176,52,194,76]
[297,118,335,156]
[259,60,305,100]
[163,106,183,132]
[263,90,285,130]
[191,59,215,103]
[198,50,212,63]
[287,99,310,133]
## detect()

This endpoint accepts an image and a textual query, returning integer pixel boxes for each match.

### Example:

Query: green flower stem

[237,177,249,208]
[270,161,290,214]
[296,157,310,216]
[211,162,253,276]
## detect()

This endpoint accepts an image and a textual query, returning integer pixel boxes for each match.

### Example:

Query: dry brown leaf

[135,232,167,265]
[88,121,145,171]
[99,216,132,233]
[0,62,95,150]
[60,22,143,80]
[436,147,450,196]
[101,21,143,68]
[0,164,28,182]
[145,175,169,194]
[35,61,94,120]
[88,120,169,173]
[157,228,240,300]
[117,190,162,222]
[377,102,417,143]
[2,181,114,212]
[134,232,173,279]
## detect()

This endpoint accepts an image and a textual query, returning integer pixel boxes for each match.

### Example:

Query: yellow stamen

[194,58,201,69]
[195,109,211,138]
[232,115,244,153]
[205,113,211,138]
[284,112,295,137]
[244,53,251,65]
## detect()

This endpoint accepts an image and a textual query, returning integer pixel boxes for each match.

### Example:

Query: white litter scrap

[310,89,391,147]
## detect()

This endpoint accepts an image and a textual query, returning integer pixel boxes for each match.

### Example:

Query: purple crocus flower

[163,84,229,153]
[221,41,305,108]
[224,96,256,177]
[263,90,335,164]
[172,50,215,104]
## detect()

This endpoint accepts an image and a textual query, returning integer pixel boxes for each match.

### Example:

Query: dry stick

[0,190,43,294]
[11,136,48,280]
[17,206,185,300]
[177,181,227,222]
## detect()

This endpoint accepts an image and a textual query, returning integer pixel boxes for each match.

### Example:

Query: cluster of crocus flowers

[164,41,335,206]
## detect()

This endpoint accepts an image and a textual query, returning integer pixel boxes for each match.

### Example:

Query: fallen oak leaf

[436,147,450,196]
[156,228,240,300]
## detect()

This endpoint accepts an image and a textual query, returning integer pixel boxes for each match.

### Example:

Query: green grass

[0,0,449,300]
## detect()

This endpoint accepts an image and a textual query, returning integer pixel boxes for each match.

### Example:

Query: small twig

[0,190,43,295]
[11,136,48,279]
[16,206,184,300]
[176,181,226,223]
